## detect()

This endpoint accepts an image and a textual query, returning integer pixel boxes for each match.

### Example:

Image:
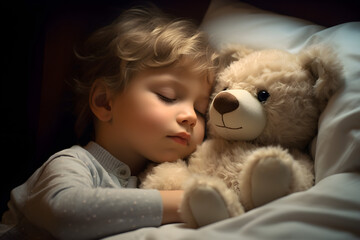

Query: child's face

[108,64,212,163]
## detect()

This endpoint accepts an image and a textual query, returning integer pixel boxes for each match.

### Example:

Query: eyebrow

[168,77,210,101]
[150,74,187,91]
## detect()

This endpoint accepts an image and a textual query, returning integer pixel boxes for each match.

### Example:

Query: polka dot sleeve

[8,150,163,240]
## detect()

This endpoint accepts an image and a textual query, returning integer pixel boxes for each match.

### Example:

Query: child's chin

[151,154,187,164]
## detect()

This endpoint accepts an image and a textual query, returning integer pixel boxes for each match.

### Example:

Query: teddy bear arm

[140,159,190,190]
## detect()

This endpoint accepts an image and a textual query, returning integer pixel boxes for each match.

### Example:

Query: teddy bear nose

[213,92,239,114]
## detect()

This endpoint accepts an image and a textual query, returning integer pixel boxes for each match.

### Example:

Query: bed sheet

[103,173,360,240]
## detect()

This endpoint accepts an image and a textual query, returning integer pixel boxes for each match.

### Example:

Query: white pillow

[201,0,360,183]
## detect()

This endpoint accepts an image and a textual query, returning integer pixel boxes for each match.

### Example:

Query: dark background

[1,0,359,215]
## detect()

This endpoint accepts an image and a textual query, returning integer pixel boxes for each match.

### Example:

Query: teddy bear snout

[209,89,267,141]
[213,92,239,115]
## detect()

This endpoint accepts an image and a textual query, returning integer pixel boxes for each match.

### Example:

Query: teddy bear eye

[222,87,228,91]
[257,90,270,103]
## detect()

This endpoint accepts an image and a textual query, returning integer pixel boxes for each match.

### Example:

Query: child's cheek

[192,122,206,145]
[135,106,169,132]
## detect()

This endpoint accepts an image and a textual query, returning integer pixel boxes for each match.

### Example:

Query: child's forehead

[166,65,212,89]
[146,63,210,84]
[173,59,214,84]
[131,63,213,96]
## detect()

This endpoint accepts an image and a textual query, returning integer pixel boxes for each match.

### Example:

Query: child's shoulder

[43,144,99,171]
[48,144,89,162]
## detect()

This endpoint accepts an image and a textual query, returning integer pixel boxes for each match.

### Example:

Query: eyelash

[195,110,206,119]
[156,93,176,103]
[156,93,206,119]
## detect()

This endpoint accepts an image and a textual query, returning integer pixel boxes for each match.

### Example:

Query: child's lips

[168,132,190,146]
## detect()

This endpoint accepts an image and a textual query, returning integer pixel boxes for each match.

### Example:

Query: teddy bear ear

[298,45,344,111]
[218,44,254,68]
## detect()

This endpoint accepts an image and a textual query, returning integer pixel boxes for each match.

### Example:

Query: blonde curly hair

[73,5,219,144]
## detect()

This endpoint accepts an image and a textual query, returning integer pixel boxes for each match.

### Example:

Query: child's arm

[159,190,184,224]
[8,154,164,239]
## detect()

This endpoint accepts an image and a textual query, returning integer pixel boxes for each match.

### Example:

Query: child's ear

[89,80,112,122]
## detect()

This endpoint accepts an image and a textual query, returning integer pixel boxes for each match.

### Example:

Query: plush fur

[140,44,343,228]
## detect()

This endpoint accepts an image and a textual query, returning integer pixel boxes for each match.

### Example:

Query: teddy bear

[140,44,343,228]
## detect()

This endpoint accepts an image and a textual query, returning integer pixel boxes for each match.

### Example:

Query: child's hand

[159,190,184,224]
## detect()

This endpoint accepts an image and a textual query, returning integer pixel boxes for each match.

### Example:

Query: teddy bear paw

[188,186,230,227]
[251,157,292,207]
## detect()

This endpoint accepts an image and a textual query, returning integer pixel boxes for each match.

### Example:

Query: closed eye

[157,93,206,119]
[195,109,206,119]
[156,93,177,103]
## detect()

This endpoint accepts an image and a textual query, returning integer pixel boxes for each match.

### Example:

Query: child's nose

[177,107,197,127]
